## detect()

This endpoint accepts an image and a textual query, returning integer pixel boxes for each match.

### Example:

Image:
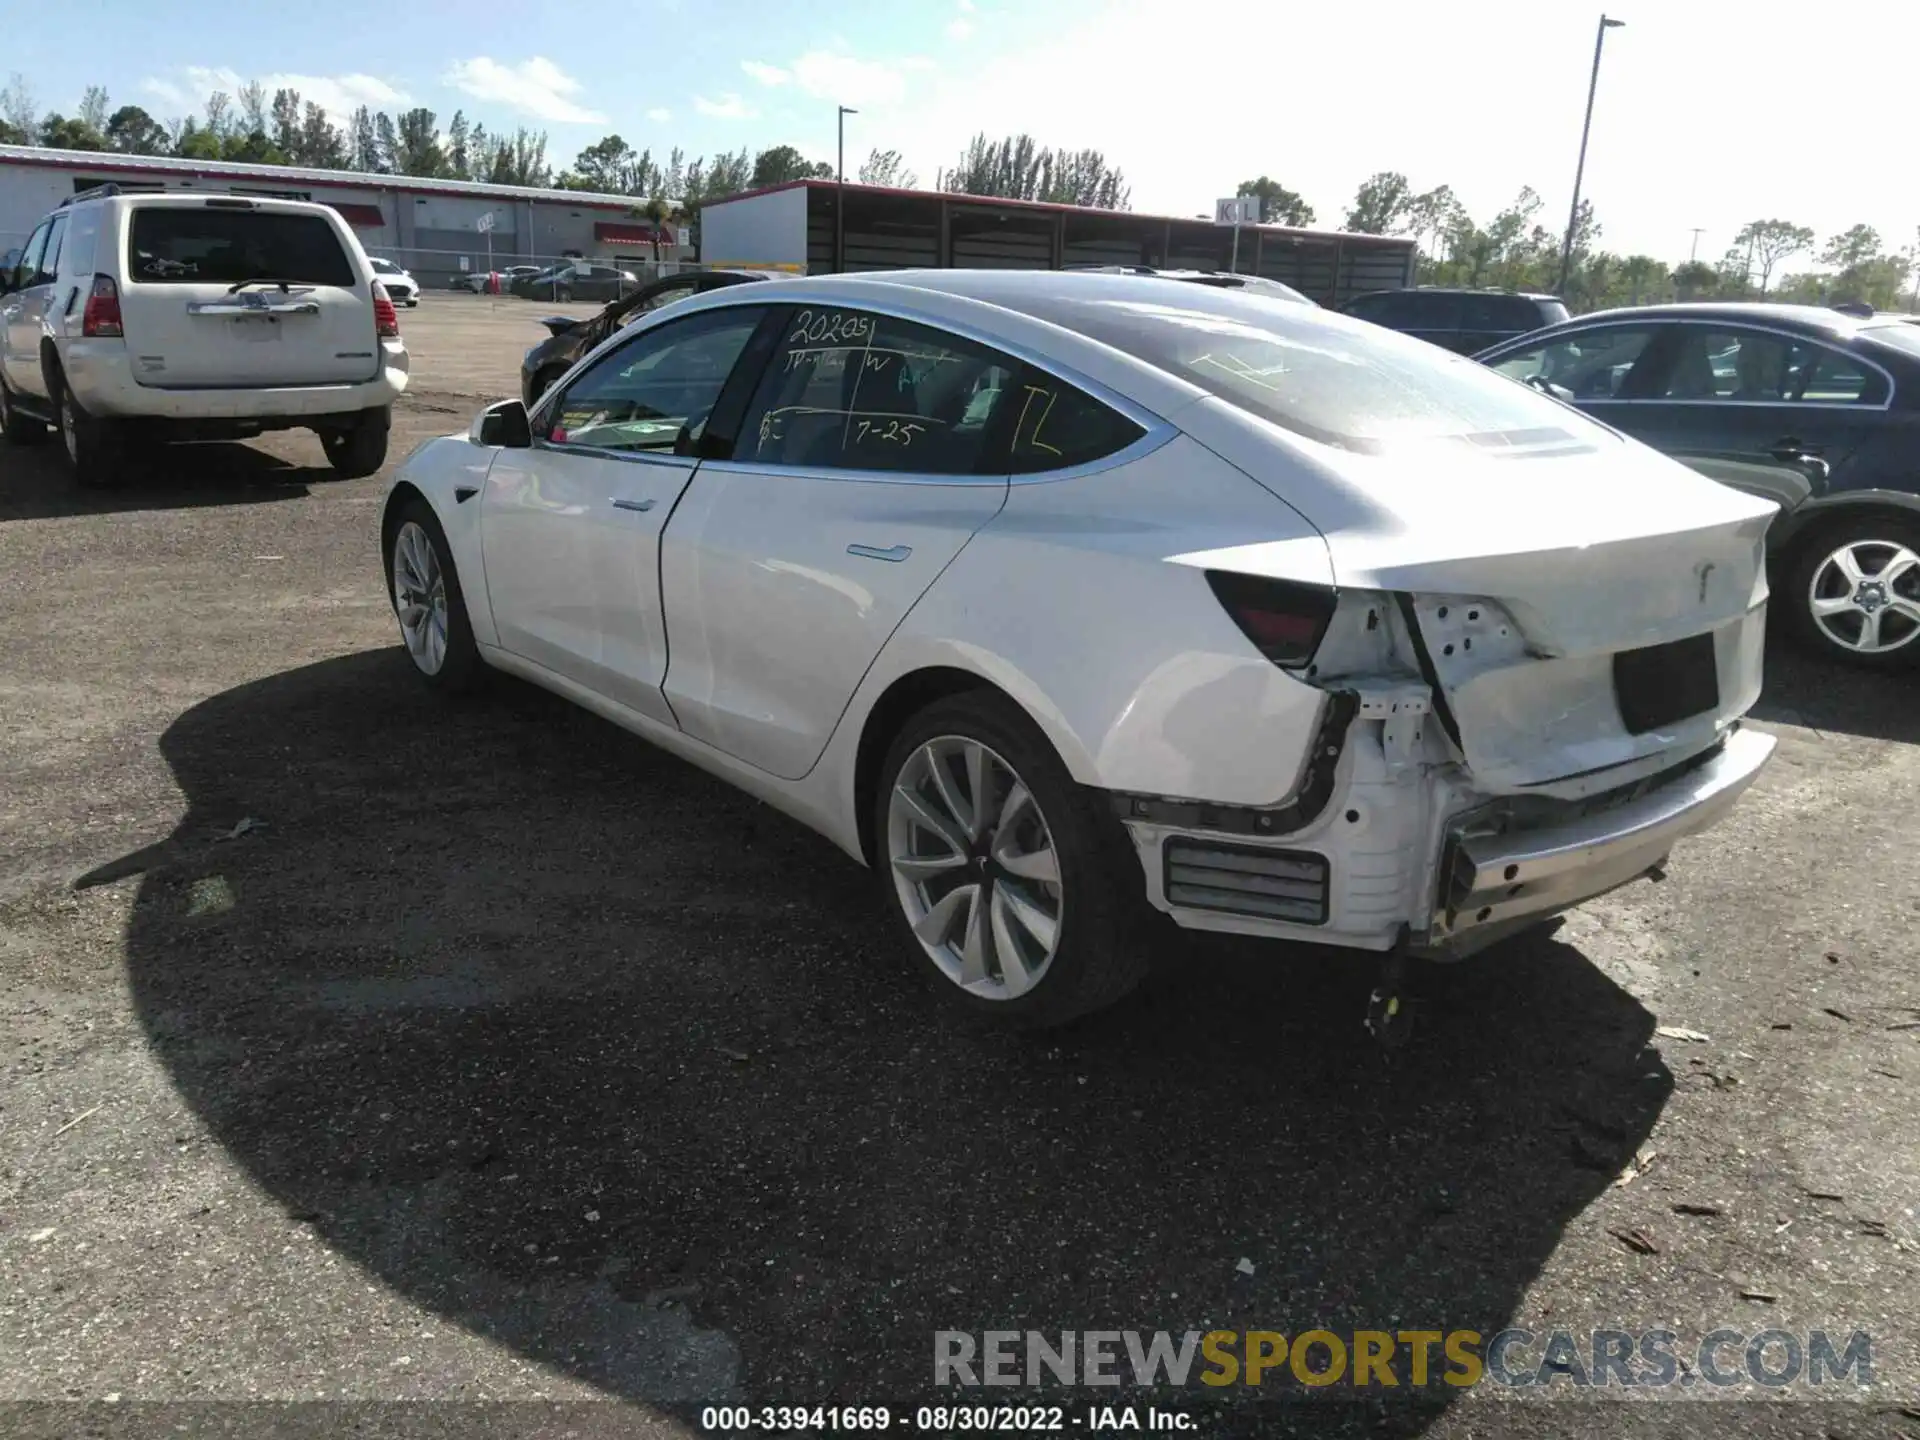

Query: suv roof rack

[60,183,124,208]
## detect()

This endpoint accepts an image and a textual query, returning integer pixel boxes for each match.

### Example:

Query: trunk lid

[119,201,379,388]
[1187,397,1779,789]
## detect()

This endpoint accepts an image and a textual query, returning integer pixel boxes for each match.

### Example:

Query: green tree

[1342,170,1412,234]
[447,111,471,180]
[938,133,1128,208]
[78,85,110,136]
[858,147,918,188]
[393,108,447,177]
[1733,219,1813,296]
[486,128,552,187]
[1820,224,1881,271]
[751,144,828,187]
[373,112,399,172]
[348,106,380,172]
[1672,260,1717,300]
[39,114,105,150]
[1,73,38,139]
[568,133,639,191]
[1236,176,1315,227]
[299,103,346,169]
[0,117,29,145]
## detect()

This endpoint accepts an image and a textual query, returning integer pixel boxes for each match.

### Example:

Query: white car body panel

[383,270,1779,962]
[480,445,695,728]
[658,462,1008,780]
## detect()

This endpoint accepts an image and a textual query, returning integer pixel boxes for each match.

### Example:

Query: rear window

[1060,296,1611,457]
[1535,299,1571,327]
[126,207,355,287]
[1860,323,1920,360]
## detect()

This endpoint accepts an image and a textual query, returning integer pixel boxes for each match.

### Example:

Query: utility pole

[836,105,857,274]
[1688,228,1704,263]
[1557,13,1626,295]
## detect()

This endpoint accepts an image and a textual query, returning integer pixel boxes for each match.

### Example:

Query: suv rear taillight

[81,275,123,338]
[372,282,400,338]
[1206,571,1337,668]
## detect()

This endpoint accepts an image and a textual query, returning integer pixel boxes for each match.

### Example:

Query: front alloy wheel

[1805,535,1920,659]
[889,736,1064,1001]
[392,520,449,676]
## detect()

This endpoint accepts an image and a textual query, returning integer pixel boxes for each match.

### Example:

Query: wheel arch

[380,479,431,563]
[1774,491,1920,564]
[850,664,1092,869]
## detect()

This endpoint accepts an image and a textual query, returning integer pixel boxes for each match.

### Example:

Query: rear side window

[1460,294,1542,331]
[734,308,1021,476]
[35,215,68,284]
[1006,368,1146,473]
[126,207,355,287]
[1057,296,1614,456]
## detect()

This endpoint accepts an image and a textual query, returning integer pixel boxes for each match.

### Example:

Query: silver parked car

[378,271,1776,1029]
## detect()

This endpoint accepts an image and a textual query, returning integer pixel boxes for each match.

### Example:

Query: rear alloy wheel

[387,503,481,691]
[322,409,390,479]
[54,375,123,489]
[876,692,1157,1028]
[0,376,48,446]
[1788,518,1920,668]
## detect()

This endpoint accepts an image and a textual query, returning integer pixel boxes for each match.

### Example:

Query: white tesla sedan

[380,270,1778,1028]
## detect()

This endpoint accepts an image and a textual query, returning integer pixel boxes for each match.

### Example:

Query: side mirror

[0,274,14,297]
[469,399,532,448]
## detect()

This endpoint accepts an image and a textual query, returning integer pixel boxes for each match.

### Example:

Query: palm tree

[642,195,670,268]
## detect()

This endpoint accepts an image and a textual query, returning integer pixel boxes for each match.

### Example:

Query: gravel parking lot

[2,291,1918,1440]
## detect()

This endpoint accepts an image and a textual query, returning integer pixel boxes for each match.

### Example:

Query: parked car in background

[1,186,409,487]
[520,268,769,407]
[1477,303,1920,668]
[511,264,639,303]
[367,256,419,306]
[1062,264,1314,305]
[381,270,1775,1030]
[455,265,541,294]
[1340,288,1569,354]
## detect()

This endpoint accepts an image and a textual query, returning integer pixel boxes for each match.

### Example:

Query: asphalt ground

[2,291,1918,1440]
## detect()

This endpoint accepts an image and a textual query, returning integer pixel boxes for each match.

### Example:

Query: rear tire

[386,499,482,692]
[1783,513,1920,670]
[53,373,123,489]
[874,691,1159,1029]
[0,375,48,446]
[322,408,390,479]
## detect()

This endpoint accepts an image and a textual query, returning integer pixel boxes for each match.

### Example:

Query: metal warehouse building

[0,145,674,288]
[698,179,1418,305]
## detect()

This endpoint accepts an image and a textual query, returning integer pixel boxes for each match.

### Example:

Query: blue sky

[22,0,1920,272]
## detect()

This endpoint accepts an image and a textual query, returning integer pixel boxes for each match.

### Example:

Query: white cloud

[443,57,606,124]
[788,51,912,108]
[741,61,791,87]
[945,18,975,39]
[140,67,408,120]
[646,107,673,122]
[957,0,976,11]
[694,93,758,120]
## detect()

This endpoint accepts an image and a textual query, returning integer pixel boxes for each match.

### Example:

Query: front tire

[1784,514,1920,669]
[386,501,481,692]
[874,692,1158,1029]
[322,408,390,479]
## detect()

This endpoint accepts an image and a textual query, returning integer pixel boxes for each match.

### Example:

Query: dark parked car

[521,269,771,407]
[1340,287,1569,354]
[510,263,641,303]
[1476,303,1920,669]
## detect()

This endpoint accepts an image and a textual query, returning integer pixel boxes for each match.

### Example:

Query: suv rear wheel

[54,375,123,489]
[321,408,390,479]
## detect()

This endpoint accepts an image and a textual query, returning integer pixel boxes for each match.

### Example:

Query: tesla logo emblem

[1696,561,1716,603]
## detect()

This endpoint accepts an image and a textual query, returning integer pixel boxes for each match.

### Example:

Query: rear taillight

[1206,570,1337,668]
[373,282,400,338]
[81,275,122,338]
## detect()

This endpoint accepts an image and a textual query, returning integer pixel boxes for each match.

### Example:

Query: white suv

[0,186,410,486]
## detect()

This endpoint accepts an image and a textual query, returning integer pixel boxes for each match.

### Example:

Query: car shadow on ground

[112,650,1671,1435]
[0,438,315,521]
[1752,640,1919,746]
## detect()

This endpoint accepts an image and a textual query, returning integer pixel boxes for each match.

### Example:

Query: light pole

[836,105,858,274]
[1688,228,1704,263]
[1557,13,1624,296]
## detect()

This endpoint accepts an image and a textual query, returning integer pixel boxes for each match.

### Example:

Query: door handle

[611,496,656,512]
[1769,437,1821,460]
[847,543,912,563]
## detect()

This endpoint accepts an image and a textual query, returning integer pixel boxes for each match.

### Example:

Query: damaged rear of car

[1043,291,1778,963]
